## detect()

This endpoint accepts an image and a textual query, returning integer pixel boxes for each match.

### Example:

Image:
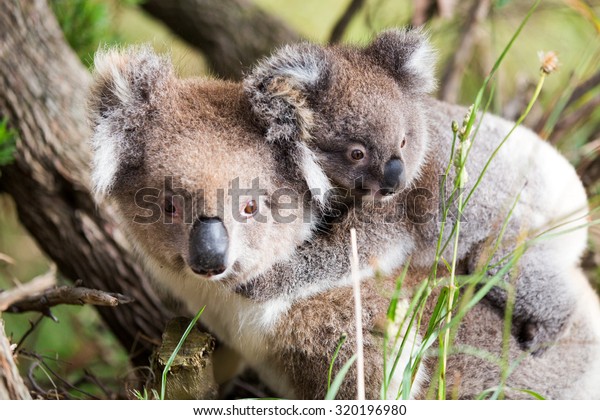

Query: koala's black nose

[380,158,405,195]
[188,217,229,277]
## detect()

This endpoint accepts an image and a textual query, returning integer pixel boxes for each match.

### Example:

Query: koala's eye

[401,136,407,148]
[241,199,259,218]
[350,149,365,161]
[164,197,177,214]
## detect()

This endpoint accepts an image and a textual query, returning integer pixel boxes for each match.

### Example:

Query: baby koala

[244,28,589,352]
[245,30,434,205]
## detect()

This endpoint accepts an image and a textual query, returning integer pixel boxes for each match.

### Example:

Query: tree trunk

[141,0,301,80]
[0,0,172,368]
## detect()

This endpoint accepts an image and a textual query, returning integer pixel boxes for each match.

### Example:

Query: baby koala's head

[244,28,436,204]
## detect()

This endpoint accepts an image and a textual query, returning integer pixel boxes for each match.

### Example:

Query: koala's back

[436,267,600,399]
[411,98,588,266]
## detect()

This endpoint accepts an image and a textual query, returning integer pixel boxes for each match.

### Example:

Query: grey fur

[244,28,435,201]
[244,29,589,352]
[89,45,600,399]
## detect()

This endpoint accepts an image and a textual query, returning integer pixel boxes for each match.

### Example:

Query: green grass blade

[325,355,357,400]
[160,306,206,400]
[328,333,348,392]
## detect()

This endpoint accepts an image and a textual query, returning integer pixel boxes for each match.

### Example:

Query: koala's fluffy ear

[244,44,333,204]
[365,28,437,95]
[88,45,174,199]
[244,43,331,144]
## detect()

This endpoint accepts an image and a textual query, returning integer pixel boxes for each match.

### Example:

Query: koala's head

[89,46,313,287]
[245,28,436,203]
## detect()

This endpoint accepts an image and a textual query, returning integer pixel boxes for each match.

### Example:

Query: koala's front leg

[471,242,577,354]
[268,285,386,399]
[268,282,425,399]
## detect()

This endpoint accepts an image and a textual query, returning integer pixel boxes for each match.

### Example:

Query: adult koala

[244,28,589,353]
[88,46,600,399]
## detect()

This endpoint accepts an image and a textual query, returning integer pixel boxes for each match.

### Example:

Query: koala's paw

[515,319,563,356]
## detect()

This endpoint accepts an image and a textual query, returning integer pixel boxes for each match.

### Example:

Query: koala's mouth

[354,185,405,202]
[190,265,226,278]
[187,263,231,281]
[374,187,405,201]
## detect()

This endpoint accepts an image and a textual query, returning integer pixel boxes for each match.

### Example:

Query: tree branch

[439,0,492,103]
[329,0,366,44]
[0,268,57,312]
[141,0,302,80]
[0,0,173,368]
[4,285,133,317]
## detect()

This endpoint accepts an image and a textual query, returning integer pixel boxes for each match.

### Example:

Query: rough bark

[141,0,301,80]
[0,319,31,400]
[0,0,172,368]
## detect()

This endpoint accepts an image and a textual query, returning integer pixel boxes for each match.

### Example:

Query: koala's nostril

[188,217,229,277]
[381,158,405,191]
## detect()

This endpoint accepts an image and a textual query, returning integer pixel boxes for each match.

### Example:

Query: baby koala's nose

[188,217,229,277]
[380,158,404,195]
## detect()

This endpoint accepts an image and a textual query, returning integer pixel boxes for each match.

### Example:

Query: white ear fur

[367,27,438,95]
[243,43,330,146]
[93,48,135,107]
[89,45,173,200]
[261,44,323,86]
[91,123,123,200]
[298,143,333,207]
[402,31,437,94]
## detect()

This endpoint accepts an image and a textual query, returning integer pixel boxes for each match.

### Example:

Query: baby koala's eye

[400,136,407,148]
[350,149,365,161]
[241,199,259,218]
[164,197,177,214]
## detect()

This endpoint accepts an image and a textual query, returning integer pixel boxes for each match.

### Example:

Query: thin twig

[83,369,114,399]
[349,228,365,400]
[20,350,100,399]
[577,137,600,192]
[5,285,133,316]
[0,253,16,266]
[549,94,600,144]
[329,0,366,44]
[15,315,45,352]
[564,70,600,109]
[0,266,57,311]
[534,70,600,135]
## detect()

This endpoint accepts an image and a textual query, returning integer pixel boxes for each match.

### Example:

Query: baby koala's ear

[244,43,334,207]
[243,43,331,145]
[365,27,437,95]
[88,45,174,199]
